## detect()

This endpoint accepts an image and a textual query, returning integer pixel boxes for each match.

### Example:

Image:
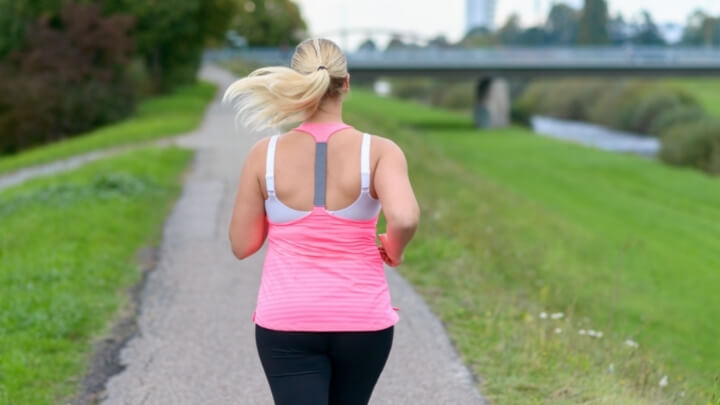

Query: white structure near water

[466,0,498,32]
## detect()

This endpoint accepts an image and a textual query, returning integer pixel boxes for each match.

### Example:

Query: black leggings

[255,324,394,405]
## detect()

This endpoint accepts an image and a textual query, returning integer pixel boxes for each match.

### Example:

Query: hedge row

[512,78,720,175]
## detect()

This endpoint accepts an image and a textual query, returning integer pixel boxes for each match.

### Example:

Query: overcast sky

[294,0,720,50]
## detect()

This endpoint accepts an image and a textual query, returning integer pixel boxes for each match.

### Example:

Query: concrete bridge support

[473,77,510,128]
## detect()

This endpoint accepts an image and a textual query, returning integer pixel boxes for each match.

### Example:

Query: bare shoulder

[248,136,271,155]
[243,136,272,174]
[369,134,407,163]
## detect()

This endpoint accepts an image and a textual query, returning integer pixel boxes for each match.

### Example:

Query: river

[530,116,660,157]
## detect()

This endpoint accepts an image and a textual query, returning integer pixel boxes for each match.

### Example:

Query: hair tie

[317,65,327,71]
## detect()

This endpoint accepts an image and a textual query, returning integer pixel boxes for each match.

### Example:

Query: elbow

[395,218,419,234]
[231,245,252,260]
[387,207,420,232]
[229,234,254,260]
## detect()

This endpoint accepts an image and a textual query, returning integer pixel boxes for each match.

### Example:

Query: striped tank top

[252,121,400,332]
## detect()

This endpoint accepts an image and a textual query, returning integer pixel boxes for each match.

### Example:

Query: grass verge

[0,81,215,175]
[0,147,192,404]
[344,89,720,404]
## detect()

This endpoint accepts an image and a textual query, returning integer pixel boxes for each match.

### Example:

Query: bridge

[207,47,720,78]
[206,47,720,127]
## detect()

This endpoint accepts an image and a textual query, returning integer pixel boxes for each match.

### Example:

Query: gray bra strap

[313,142,328,207]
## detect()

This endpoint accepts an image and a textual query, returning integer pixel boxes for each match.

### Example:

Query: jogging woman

[224,38,420,405]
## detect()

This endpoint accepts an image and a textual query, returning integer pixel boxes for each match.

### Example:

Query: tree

[229,0,307,47]
[1,0,236,91]
[460,26,497,47]
[427,35,452,48]
[101,0,236,92]
[386,36,407,50]
[497,14,523,45]
[608,14,631,45]
[631,11,665,45]
[518,27,548,46]
[578,0,609,45]
[681,10,720,47]
[358,38,377,51]
[545,3,579,45]
[0,0,67,59]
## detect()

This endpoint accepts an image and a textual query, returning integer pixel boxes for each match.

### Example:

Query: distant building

[466,0,498,32]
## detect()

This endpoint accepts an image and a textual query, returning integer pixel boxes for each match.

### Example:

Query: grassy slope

[0,147,192,404]
[344,89,720,404]
[0,81,216,175]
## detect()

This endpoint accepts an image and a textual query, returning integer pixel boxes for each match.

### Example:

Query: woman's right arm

[373,137,420,266]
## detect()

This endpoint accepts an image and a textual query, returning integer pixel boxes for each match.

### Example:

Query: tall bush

[660,118,720,174]
[628,88,698,135]
[648,105,706,136]
[0,3,136,154]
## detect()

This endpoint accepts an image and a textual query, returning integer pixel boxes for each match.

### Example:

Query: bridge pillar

[473,77,510,129]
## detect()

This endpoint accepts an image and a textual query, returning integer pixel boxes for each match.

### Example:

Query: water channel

[530,116,660,157]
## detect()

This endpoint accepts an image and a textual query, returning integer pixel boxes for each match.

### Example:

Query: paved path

[102,65,486,405]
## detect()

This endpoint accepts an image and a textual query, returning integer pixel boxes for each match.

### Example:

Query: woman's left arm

[229,138,269,260]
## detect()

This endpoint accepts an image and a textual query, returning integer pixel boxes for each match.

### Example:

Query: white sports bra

[264,132,382,224]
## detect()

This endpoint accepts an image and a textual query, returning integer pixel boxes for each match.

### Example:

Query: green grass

[344,89,720,404]
[0,81,216,175]
[0,147,193,404]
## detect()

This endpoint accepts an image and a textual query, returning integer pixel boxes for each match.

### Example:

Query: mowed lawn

[344,89,720,403]
[0,147,193,404]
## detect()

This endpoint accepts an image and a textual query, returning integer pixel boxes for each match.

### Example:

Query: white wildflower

[587,329,597,337]
[624,339,639,349]
[659,375,668,387]
[596,331,603,338]
[554,328,562,334]
[579,329,586,335]
[551,312,564,319]
[607,363,615,373]
[539,312,548,319]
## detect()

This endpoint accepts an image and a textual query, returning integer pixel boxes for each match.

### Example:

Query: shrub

[587,81,652,131]
[540,78,607,121]
[648,105,706,137]
[628,88,698,135]
[660,118,720,174]
[390,78,434,102]
[512,79,609,124]
[0,3,136,154]
[430,82,474,111]
[512,81,553,124]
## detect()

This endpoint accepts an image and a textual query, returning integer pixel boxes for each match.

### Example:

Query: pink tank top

[252,122,400,332]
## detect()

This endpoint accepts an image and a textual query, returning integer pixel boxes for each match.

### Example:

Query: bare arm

[229,139,268,260]
[373,137,420,266]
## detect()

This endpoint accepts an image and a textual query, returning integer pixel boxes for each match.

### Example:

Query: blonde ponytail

[223,38,348,130]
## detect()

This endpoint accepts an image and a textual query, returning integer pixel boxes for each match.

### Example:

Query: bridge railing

[205,46,720,71]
